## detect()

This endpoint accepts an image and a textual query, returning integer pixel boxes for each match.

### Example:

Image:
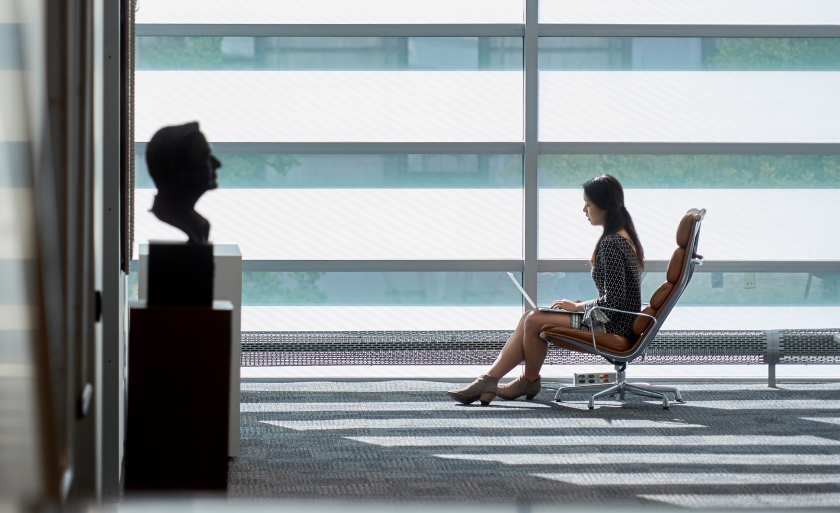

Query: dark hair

[582,174,645,270]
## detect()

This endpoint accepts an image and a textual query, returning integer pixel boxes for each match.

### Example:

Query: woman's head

[582,174,645,269]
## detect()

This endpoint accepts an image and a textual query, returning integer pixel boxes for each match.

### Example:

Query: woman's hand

[550,299,582,312]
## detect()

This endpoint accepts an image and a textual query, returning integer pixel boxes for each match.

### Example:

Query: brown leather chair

[541,208,706,410]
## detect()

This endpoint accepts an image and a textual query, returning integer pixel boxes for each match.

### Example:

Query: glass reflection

[242,272,523,306]
[137,37,523,71]
[538,272,840,307]
[539,37,840,71]
[136,153,523,189]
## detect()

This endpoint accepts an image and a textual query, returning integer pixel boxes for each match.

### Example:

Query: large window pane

[539,271,840,330]
[539,37,840,142]
[538,154,840,260]
[136,37,524,143]
[241,272,523,331]
[136,0,524,25]
[539,0,840,25]
[134,154,523,260]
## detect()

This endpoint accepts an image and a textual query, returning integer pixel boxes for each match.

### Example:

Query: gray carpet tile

[229,381,840,507]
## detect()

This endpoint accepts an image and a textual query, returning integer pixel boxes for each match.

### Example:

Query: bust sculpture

[146,122,221,244]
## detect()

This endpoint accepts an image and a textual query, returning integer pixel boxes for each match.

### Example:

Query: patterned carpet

[230,381,840,508]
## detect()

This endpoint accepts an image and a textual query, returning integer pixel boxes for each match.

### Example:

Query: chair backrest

[630,208,706,345]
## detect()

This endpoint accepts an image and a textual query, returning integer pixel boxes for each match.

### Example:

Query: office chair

[541,208,706,410]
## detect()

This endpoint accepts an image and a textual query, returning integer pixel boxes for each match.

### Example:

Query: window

[134,3,840,333]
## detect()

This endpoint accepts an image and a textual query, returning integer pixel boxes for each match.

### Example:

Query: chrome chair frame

[543,208,706,410]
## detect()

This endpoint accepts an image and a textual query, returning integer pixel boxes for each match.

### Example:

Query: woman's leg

[521,311,569,380]
[486,311,570,380]
[485,312,528,379]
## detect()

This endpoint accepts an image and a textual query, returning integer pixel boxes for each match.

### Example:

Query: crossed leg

[486,310,570,381]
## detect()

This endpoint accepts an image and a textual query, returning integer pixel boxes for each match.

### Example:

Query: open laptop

[506,272,578,314]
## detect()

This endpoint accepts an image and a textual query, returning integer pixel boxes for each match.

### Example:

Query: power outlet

[744,272,756,289]
[574,372,616,386]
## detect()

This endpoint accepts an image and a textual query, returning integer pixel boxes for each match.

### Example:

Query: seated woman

[447,174,644,405]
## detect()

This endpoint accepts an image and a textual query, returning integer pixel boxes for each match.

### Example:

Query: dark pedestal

[148,241,214,307]
[125,301,232,492]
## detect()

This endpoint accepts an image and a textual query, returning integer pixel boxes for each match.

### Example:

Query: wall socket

[574,372,616,385]
[744,272,756,289]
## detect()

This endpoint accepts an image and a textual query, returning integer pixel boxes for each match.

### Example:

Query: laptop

[506,272,578,314]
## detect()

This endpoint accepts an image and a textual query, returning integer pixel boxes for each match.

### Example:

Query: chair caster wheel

[663,406,669,410]
[588,399,595,410]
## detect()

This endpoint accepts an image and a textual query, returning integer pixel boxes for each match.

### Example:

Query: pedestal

[125,300,232,492]
[139,243,242,457]
[147,241,213,306]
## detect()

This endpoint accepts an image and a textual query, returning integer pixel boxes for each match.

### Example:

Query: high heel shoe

[497,375,541,400]
[447,374,499,405]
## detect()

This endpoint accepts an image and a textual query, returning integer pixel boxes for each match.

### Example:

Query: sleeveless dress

[568,233,642,340]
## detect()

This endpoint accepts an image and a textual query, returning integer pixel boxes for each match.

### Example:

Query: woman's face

[583,193,606,226]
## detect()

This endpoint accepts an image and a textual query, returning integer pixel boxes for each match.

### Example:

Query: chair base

[553,364,683,410]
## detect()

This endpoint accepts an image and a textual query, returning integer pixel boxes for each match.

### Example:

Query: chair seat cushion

[541,326,633,355]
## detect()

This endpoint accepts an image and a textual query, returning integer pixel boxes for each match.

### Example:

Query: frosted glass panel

[242,306,521,331]
[539,189,840,260]
[539,0,840,25]
[135,188,523,259]
[136,0,524,24]
[539,71,840,142]
[239,271,524,331]
[136,71,523,142]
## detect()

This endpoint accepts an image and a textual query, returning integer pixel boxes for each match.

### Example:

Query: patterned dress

[569,233,642,340]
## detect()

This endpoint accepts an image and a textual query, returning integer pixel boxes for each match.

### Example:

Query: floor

[230,381,840,509]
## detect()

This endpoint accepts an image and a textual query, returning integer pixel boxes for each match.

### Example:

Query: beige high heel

[447,375,499,405]
[497,375,541,401]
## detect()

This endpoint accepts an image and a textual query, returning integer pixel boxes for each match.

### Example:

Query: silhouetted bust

[146,122,221,244]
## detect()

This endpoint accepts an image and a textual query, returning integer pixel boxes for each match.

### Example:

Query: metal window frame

[135,23,526,38]
[136,23,840,39]
[133,142,526,155]
[128,259,840,274]
[132,8,840,310]
[537,24,840,38]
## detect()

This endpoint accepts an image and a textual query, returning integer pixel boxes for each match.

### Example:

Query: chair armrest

[585,306,658,358]
[691,255,705,266]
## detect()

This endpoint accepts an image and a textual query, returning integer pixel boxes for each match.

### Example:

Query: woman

[447,174,644,405]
